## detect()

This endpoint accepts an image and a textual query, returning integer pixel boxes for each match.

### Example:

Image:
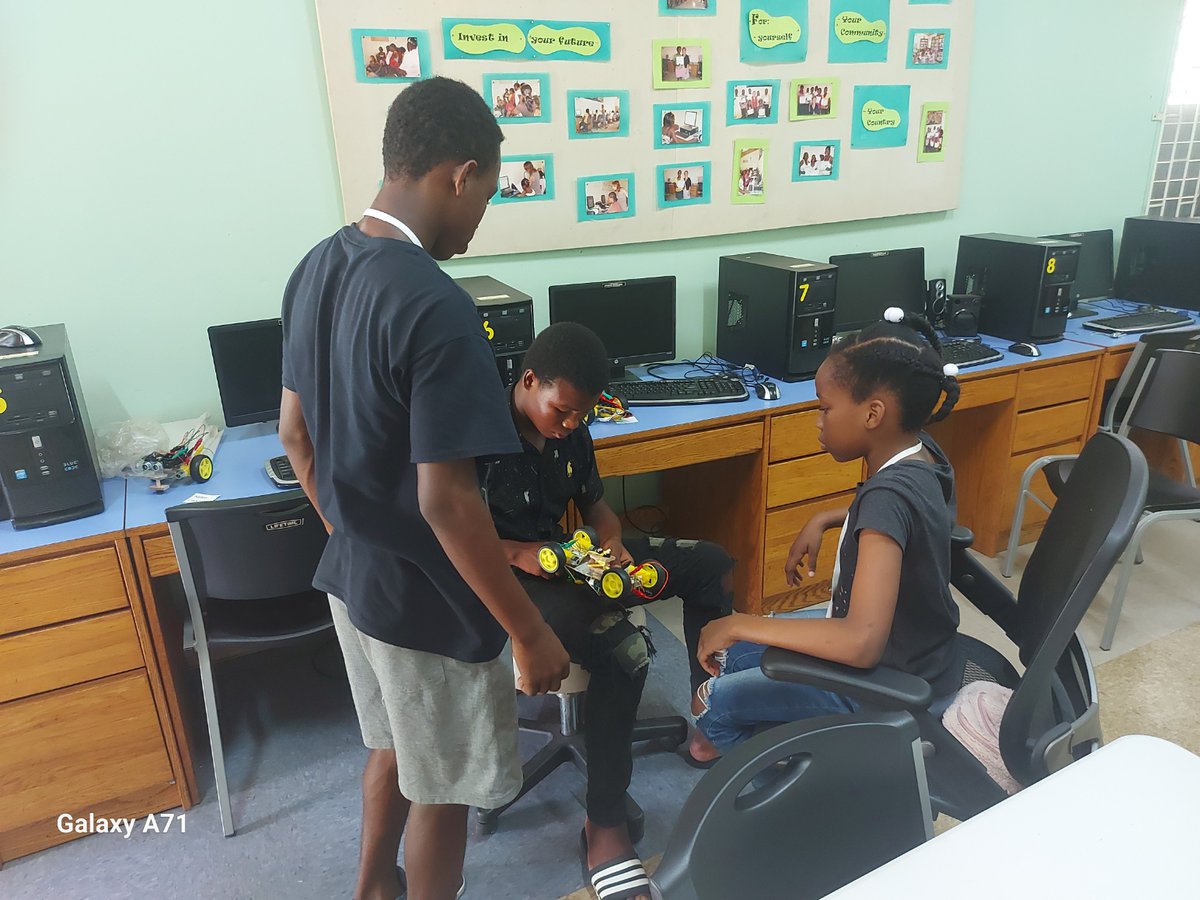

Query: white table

[828,735,1200,898]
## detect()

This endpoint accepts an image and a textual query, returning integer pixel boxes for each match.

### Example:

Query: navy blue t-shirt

[281,225,520,662]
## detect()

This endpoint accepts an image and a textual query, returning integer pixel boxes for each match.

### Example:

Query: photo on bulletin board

[656,101,712,147]
[657,161,711,208]
[851,84,911,149]
[494,155,555,204]
[907,29,951,69]
[788,79,839,120]
[918,102,948,162]
[351,30,429,83]
[652,39,712,89]
[578,173,635,221]
[740,0,808,63]
[567,90,629,139]
[828,0,890,64]
[732,139,767,204]
[661,0,718,15]
[728,80,780,124]
[793,141,840,181]
[484,74,550,123]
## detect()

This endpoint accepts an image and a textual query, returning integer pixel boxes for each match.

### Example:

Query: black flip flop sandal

[579,829,651,900]
[679,746,720,770]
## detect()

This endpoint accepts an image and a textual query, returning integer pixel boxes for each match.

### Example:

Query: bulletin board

[314,1,973,258]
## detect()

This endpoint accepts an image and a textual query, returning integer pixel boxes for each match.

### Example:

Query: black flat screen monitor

[1043,229,1113,308]
[829,247,926,334]
[1113,216,1200,311]
[548,276,676,380]
[208,318,284,427]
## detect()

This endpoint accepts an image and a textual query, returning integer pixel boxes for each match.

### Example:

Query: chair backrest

[166,490,328,601]
[1122,348,1200,446]
[1102,327,1200,431]
[651,712,931,900]
[1004,432,1148,784]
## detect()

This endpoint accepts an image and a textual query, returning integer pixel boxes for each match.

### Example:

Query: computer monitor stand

[1069,303,1099,319]
[608,363,640,383]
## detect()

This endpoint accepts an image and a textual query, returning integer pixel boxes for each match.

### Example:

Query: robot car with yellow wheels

[536,526,669,603]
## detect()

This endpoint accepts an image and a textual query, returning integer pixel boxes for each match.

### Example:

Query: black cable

[621,476,666,536]
[645,354,769,386]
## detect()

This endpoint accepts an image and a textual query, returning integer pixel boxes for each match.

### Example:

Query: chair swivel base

[476,708,688,841]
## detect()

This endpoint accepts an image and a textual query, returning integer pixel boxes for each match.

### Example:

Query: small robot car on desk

[137,429,213,493]
[536,526,668,603]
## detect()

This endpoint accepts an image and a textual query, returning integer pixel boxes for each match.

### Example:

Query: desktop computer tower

[953,233,1079,344]
[0,324,104,529]
[1114,216,1200,309]
[716,253,838,381]
[454,276,534,387]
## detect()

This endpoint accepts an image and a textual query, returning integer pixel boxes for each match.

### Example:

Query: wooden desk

[0,480,186,865]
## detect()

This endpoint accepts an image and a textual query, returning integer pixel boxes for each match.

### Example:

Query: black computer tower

[1114,216,1200,309]
[716,253,838,381]
[454,276,535,387]
[953,233,1079,344]
[0,324,104,529]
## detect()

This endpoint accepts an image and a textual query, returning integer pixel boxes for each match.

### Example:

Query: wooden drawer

[955,372,1017,412]
[1002,441,1081,535]
[0,547,129,637]
[769,409,822,463]
[0,611,145,704]
[767,454,862,508]
[1013,399,1091,454]
[1017,359,1096,412]
[762,491,856,607]
[0,670,177,862]
[595,422,762,478]
[143,534,180,578]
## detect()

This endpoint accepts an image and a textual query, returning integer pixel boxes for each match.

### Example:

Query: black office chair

[167,491,332,837]
[759,431,1149,821]
[1005,335,1200,650]
[650,711,932,900]
[476,605,689,842]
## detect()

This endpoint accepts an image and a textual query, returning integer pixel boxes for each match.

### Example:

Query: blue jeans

[696,608,857,753]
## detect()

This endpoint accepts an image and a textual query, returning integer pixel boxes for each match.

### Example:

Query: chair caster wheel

[476,809,498,835]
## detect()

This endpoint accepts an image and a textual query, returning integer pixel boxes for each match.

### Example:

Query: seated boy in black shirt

[479,323,733,896]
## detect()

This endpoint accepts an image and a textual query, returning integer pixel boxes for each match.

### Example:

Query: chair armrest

[760,648,933,711]
[951,549,1020,638]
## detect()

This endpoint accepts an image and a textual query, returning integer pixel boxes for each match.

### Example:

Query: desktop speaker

[926,278,948,328]
[943,294,981,337]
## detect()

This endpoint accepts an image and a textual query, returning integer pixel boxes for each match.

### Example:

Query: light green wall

[1,1,1182,428]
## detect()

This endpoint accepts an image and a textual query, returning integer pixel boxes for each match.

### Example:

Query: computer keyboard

[940,339,1004,368]
[266,455,299,487]
[610,377,750,406]
[1082,310,1193,334]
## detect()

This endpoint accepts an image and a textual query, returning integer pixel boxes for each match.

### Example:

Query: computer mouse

[0,325,41,349]
[755,381,780,401]
[1007,341,1041,358]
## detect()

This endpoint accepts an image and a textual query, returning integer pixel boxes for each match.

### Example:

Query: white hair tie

[884,307,905,323]
[943,363,959,378]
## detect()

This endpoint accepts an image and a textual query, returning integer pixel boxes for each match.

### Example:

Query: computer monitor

[548,276,676,381]
[498,174,511,192]
[207,318,284,427]
[828,247,927,334]
[1113,216,1200,311]
[1042,229,1113,312]
[684,110,698,128]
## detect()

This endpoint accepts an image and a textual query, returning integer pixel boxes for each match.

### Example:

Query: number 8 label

[1046,257,1057,274]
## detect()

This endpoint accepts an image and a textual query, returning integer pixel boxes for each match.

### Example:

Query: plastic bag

[96,419,169,479]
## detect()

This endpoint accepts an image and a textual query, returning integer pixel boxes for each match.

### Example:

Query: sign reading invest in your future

[442,19,612,61]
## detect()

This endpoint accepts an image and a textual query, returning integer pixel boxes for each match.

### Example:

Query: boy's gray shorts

[328,595,521,809]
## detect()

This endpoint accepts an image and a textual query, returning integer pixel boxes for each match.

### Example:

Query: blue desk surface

[0,476,127,556]
[124,422,286,531]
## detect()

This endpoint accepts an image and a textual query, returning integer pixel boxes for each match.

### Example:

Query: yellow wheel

[538,544,566,575]
[636,562,669,597]
[601,568,632,600]
[189,453,213,483]
[572,527,599,552]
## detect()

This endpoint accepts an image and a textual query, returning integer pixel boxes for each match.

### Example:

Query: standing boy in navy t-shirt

[279,78,569,900]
